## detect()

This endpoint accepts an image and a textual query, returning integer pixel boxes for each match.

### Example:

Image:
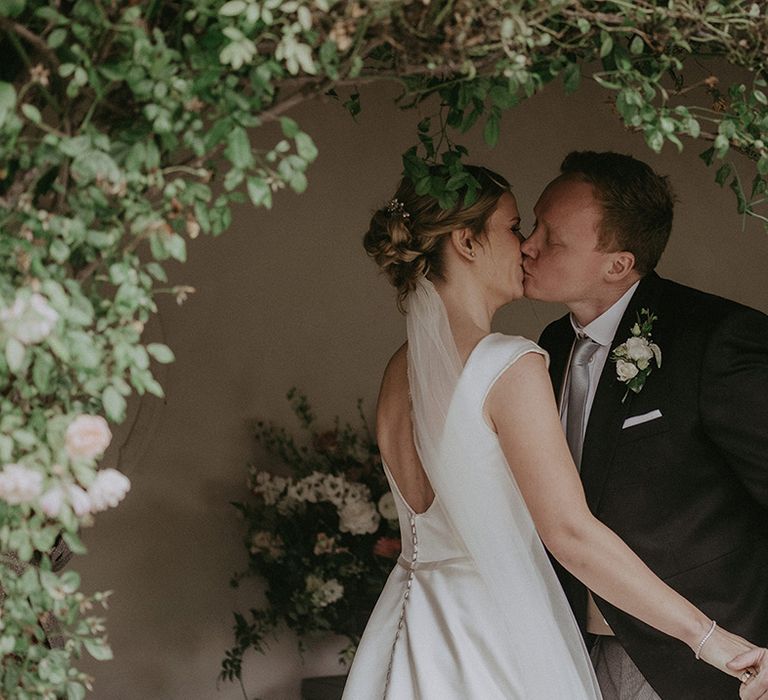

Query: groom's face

[521,176,611,304]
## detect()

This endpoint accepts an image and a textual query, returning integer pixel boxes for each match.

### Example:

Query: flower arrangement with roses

[221,390,401,684]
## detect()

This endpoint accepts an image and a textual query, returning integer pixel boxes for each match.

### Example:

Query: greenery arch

[0,0,766,695]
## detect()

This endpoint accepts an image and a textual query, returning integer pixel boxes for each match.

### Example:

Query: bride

[342,166,759,699]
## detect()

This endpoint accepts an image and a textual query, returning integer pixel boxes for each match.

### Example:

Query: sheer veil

[406,276,600,698]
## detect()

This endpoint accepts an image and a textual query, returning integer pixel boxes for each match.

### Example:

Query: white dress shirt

[560,281,640,442]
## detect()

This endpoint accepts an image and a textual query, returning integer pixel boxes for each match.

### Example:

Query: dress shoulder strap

[462,333,549,408]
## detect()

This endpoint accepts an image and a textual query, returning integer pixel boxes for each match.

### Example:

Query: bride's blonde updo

[363,165,510,311]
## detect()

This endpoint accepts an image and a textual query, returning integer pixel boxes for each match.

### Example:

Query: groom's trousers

[591,637,662,700]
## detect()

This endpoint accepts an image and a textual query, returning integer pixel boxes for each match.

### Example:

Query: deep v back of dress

[343,279,600,699]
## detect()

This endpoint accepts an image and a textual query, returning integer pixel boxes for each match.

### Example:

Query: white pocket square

[622,409,663,429]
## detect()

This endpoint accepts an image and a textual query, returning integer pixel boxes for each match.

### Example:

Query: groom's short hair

[560,151,675,275]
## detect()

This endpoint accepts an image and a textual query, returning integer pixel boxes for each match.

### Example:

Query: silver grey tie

[566,336,600,469]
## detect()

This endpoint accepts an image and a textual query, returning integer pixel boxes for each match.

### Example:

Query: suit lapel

[543,316,574,410]
[580,273,665,512]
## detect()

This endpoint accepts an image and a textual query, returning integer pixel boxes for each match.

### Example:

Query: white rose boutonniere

[610,308,661,402]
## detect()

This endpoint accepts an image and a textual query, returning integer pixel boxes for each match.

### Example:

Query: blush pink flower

[373,537,401,559]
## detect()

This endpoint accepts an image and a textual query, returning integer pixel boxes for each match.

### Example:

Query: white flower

[625,337,654,364]
[377,492,398,521]
[343,482,371,504]
[321,474,346,507]
[306,574,344,608]
[616,360,640,382]
[65,415,112,461]
[67,484,91,517]
[0,463,43,504]
[321,579,344,605]
[39,486,65,517]
[251,471,287,505]
[0,293,58,345]
[88,468,130,512]
[338,499,380,535]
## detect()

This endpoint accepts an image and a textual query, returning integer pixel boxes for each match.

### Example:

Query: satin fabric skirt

[343,557,527,700]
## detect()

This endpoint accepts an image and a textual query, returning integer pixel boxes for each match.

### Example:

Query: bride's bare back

[375,343,434,515]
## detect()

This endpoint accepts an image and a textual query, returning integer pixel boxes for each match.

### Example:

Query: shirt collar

[570,280,641,347]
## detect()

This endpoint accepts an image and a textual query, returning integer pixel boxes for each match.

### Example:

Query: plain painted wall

[77,62,768,700]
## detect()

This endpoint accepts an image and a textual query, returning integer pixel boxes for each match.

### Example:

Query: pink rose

[65,415,112,461]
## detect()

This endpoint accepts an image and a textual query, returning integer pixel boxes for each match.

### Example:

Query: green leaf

[21,103,41,124]
[225,127,254,169]
[83,638,113,661]
[144,375,164,398]
[280,117,299,138]
[32,351,55,394]
[600,32,614,58]
[295,132,318,163]
[644,128,664,153]
[0,81,16,127]
[219,0,247,15]
[562,63,580,94]
[47,27,67,48]
[714,134,730,158]
[483,111,500,148]
[102,386,126,422]
[247,177,272,208]
[0,0,25,17]
[146,343,174,364]
[699,146,715,166]
[67,682,87,700]
[165,234,187,262]
[629,35,644,55]
[729,177,747,214]
[289,171,308,193]
[62,531,87,555]
[715,163,732,186]
[5,338,26,374]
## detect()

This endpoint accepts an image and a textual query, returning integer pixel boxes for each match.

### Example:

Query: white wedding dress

[343,278,601,700]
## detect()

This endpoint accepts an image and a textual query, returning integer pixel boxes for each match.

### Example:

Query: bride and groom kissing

[343,151,768,699]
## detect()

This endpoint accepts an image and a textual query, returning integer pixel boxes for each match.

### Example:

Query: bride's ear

[450,228,477,261]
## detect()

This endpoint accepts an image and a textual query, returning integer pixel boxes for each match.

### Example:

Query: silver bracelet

[695,620,717,660]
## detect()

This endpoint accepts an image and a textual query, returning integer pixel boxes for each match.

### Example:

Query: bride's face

[475,192,525,304]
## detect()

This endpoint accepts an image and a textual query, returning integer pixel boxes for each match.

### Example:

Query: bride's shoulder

[378,342,409,409]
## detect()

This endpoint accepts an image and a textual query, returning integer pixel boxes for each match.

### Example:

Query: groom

[522,151,768,699]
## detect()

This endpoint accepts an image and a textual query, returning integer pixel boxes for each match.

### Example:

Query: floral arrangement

[220,390,400,685]
[611,308,662,402]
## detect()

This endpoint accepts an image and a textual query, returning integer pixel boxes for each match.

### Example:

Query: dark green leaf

[729,177,747,214]
[715,163,732,186]
[483,111,500,148]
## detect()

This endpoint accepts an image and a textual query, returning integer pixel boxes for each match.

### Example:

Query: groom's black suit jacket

[538,272,768,699]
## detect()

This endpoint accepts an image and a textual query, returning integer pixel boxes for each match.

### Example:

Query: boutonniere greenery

[610,308,661,402]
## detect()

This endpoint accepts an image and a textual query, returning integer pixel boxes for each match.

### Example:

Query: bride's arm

[486,352,756,678]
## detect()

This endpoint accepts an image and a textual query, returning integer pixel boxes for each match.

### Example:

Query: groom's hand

[727,647,768,699]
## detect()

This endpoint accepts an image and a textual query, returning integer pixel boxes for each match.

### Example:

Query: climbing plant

[0,0,766,695]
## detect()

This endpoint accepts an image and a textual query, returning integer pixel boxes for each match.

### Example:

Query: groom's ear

[450,228,477,261]
[605,251,637,282]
